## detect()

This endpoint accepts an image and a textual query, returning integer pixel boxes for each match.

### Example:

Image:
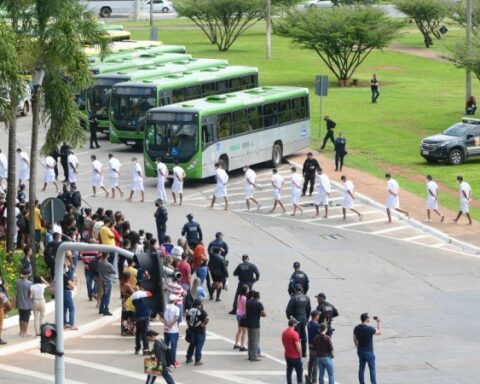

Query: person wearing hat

[181,214,202,250]
[154,199,168,245]
[302,152,320,197]
[161,294,181,367]
[316,293,339,337]
[281,317,303,384]
[207,232,229,259]
[288,261,310,296]
[353,313,382,384]
[230,254,260,315]
[286,284,311,358]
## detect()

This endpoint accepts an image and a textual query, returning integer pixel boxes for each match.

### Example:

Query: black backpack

[71,191,82,208]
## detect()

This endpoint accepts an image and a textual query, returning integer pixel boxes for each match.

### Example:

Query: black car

[420,118,480,165]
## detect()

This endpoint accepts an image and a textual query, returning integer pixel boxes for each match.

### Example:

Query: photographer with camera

[353,313,382,384]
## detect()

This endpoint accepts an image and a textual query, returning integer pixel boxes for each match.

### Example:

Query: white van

[83,0,146,18]
[0,81,32,117]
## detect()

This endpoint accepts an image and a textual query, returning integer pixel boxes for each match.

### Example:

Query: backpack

[90,257,100,277]
[16,212,26,231]
[71,191,82,208]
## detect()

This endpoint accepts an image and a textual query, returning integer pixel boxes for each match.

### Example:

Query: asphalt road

[1,115,479,383]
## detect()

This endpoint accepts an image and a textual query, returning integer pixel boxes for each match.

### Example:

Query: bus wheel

[21,102,29,117]
[271,143,283,168]
[218,155,229,172]
[100,7,112,18]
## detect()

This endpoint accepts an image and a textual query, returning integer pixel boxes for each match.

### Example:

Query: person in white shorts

[244,165,260,211]
[108,154,123,199]
[0,149,8,189]
[91,155,109,197]
[210,162,229,210]
[385,173,409,223]
[290,167,304,216]
[425,175,444,223]
[314,167,331,218]
[16,148,30,188]
[453,175,473,225]
[270,168,286,213]
[67,150,79,185]
[156,157,169,204]
[341,175,362,221]
[127,157,144,203]
[41,155,58,192]
[171,160,186,206]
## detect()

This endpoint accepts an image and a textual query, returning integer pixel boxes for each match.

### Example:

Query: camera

[373,316,379,321]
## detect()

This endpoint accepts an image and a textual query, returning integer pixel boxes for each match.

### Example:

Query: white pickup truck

[0,81,32,117]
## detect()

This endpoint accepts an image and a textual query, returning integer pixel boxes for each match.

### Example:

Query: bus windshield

[112,88,157,130]
[145,112,198,161]
[88,85,113,119]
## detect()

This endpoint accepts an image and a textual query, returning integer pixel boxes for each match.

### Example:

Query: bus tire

[271,142,283,168]
[21,101,29,116]
[218,155,229,172]
[100,7,112,18]
[162,7,169,13]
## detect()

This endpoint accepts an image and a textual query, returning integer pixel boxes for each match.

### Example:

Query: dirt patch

[388,44,446,61]
[376,65,404,71]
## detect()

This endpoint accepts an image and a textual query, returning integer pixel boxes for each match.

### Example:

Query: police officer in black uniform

[59,142,71,182]
[208,232,229,258]
[89,113,100,149]
[316,292,339,337]
[229,254,260,314]
[181,213,203,249]
[286,284,311,357]
[334,131,347,172]
[302,152,320,196]
[154,199,168,245]
[288,261,310,295]
[321,115,336,150]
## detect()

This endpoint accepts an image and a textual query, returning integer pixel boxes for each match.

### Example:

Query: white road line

[197,370,284,384]
[335,218,387,228]
[403,234,428,241]
[369,225,410,235]
[64,350,252,356]
[431,242,449,248]
[0,363,87,384]
[304,209,379,222]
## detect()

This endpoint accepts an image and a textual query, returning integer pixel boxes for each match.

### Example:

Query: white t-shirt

[163,303,180,334]
[92,159,102,174]
[132,162,143,182]
[460,181,472,203]
[426,180,438,198]
[109,157,121,177]
[387,178,400,195]
[30,283,47,300]
[68,154,79,172]
[291,173,303,191]
[272,173,284,189]
[216,168,229,185]
[157,162,168,178]
[45,156,56,168]
[245,169,256,186]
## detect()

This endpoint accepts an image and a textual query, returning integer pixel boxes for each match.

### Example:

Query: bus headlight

[187,160,198,170]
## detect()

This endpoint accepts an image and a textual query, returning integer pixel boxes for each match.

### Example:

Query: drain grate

[319,233,345,240]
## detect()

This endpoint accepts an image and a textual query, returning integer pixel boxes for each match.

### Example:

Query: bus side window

[172,88,186,103]
[263,103,278,128]
[216,113,232,139]
[232,109,249,135]
[247,106,263,130]
[202,82,215,97]
[160,96,170,106]
[230,77,242,91]
[216,80,228,92]
[202,123,215,147]
[187,85,201,100]
[292,97,307,120]
[278,100,291,124]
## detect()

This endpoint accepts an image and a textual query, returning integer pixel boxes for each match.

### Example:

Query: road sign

[439,25,448,35]
[40,198,66,225]
[315,75,328,96]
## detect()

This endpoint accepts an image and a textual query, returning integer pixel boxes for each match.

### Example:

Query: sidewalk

[288,148,480,254]
[0,264,121,356]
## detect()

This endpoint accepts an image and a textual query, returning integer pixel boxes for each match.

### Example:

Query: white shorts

[273,188,281,201]
[291,190,301,204]
[19,168,30,181]
[315,192,329,206]
[245,185,254,199]
[132,180,144,192]
[44,170,55,184]
[343,196,354,209]
[68,173,77,184]
[110,176,119,188]
[385,195,399,210]
[172,180,183,194]
[426,196,438,210]
[460,200,470,213]
[214,184,227,198]
[92,174,103,188]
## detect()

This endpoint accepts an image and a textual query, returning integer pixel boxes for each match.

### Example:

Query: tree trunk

[6,100,17,258]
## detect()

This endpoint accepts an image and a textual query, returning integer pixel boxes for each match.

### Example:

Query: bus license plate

[126,141,136,145]
[422,150,429,155]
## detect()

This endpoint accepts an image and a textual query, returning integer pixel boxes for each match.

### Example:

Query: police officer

[59,142,71,182]
[208,232,229,258]
[286,284,311,357]
[89,113,100,149]
[288,261,310,295]
[208,247,229,302]
[154,199,168,245]
[321,115,336,150]
[302,152,320,196]
[181,213,203,249]
[316,292,339,337]
[229,254,260,315]
[334,131,347,172]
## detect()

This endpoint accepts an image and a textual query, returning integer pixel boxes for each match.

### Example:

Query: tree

[275,6,404,85]
[332,0,378,4]
[175,0,265,51]
[449,40,480,81]
[394,0,452,48]
[451,0,480,31]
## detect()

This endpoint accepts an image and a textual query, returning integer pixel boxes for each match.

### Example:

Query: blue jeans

[164,332,179,362]
[63,290,75,326]
[84,269,96,299]
[195,267,208,286]
[100,279,112,314]
[286,357,303,384]
[318,356,335,384]
[186,331,206,362]
[146,370,175,384]
[358,351,376,384]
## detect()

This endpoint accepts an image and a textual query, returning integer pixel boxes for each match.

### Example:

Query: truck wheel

[271,143,283,168]
[21,102,29,116]
[100,7,112,18]
[448,149,464,165]
[162,7,169,12]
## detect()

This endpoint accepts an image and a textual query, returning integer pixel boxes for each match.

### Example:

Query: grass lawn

[115,18,479,218]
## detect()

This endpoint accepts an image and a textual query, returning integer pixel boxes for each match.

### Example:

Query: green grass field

[117,18,479,217]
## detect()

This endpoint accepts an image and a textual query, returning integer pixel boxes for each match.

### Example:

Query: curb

[288,159,480,256]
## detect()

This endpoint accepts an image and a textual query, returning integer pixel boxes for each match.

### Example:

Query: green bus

[109,65,259,146]
[88,58,228,133]
[90,52,191,75]
[143,86,310,178]
[84,40,164,57]
[88,45,187,65]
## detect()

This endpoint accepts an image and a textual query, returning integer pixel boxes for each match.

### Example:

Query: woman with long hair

[234,284,249,351]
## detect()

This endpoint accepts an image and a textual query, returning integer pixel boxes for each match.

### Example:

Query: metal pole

[149,0,153,27]
[133,0,139,21]
[319,95,323,139]
[266,0,271,60]
[466,0,473,99]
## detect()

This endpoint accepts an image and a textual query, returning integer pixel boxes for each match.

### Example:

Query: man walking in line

[108,154,123,199]
[67,150,79,186]
[91,155,109,197]
[282,318,303,384]
[171,160,186,206]
[16,148,30,188]
[210,163,229,210]
[320,116,336,151]
[127,157,144,203]
[244,165,261,211]
[425,175,444,223]
[453,175,473,225]
[302,152,320,196]
[385,173,409,224]
[354,313,382,384]
[154,199,168,245]
[314,168,331,218]
[156,157,169,204]
[334,131,347,172]
[270,168,286,213]
[341,175,362,221]
[290,167,304,216]
[41,155,58,193]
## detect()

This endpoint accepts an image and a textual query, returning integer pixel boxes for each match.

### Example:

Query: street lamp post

[28,67,45,276]
[266,0,271,60]
[466,0,473,99]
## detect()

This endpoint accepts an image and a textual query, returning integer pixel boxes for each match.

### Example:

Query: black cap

[316,293,326,300]
[307,152,313,156]
[242,254,249,261]
[186,213,193,219]
[294,284,303,292]
[155,198,163,205]
[215,231,223,238]
[70,183,77,189]
[293,261,300,269]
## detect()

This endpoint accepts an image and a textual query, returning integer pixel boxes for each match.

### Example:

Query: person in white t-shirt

[156,157,169,204]
[67,150,79,185]
[42,155,58,193]
[314,168,331,218]
[210,162,229,210]
[171,159,186,206]
[385,173,409,224]
[425,175,444,223]
[243,165,260,211]
[127,158,144,203]
[0,149,8,189]
[108,154,123,199]
[16,148,30,188]
[341,175,362,221]
[270,168,286,213]
[290,167,304,216]
[453,175,473,225]
[29,275,50,336]
[90,155,109,197]
[161,294,181,366]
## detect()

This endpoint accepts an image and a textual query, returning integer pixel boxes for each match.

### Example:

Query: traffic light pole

[54,243,135,384]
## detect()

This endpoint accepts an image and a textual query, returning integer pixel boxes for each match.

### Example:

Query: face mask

[243,168,247,172]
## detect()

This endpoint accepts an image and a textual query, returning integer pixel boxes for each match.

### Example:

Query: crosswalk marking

[369,225,410,235]
[0,362,87,384]
[335,218,387,228]
[403,234,428,241]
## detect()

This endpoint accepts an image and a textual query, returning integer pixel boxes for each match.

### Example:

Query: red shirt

[112,227,122,247]
[177,260,191,286]
[282,327,301,359]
